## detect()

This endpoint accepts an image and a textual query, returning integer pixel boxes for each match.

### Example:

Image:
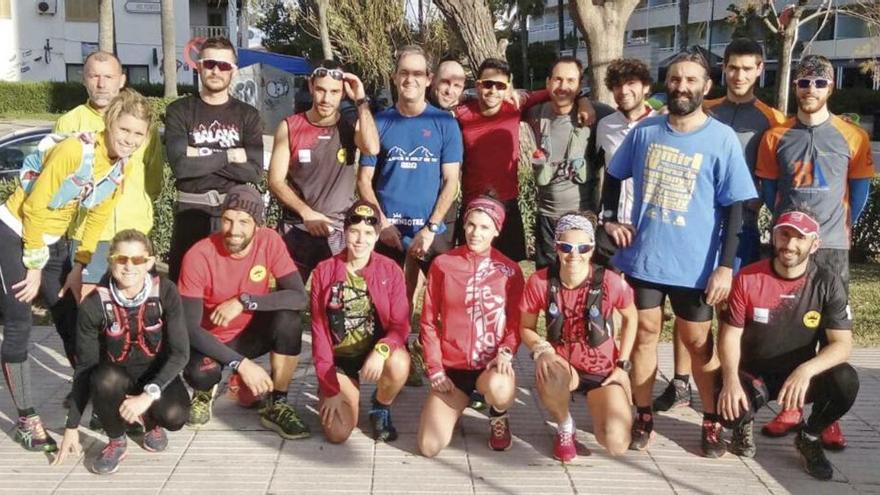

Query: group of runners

[0,35,873,481]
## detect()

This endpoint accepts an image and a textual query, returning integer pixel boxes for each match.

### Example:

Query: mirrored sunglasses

[312,68,345,80]
[109,255,152,266]
[200,59,236,72]
[555,241,594,254]
[795,78,830,89]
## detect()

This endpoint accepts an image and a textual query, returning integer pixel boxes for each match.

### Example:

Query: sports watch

[144,383,161,401]
[427,221,446,235]
[616,359,632,373]
[374,342,391,360]
[239,293,258,311]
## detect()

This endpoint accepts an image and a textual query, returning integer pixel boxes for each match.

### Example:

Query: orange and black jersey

[704,97,786,173]
[723,259,851,375]
[756,115,875,249]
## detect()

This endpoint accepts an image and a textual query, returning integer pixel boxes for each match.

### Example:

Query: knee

[90,363,130,397]
[484,374,516,408]
[828,363,860,401]
[273,311,303,356]
[604,438,630,457]
[383,349,410,382]
[417,433,445,458]
[156,403,189,432]
[537,368,569,398]
[184,357,222,391]
[324,424,354,444]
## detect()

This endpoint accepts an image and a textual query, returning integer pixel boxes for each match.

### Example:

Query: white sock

[558,414,574,434]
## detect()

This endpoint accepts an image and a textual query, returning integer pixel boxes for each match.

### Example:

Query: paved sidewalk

[1,326,878,495]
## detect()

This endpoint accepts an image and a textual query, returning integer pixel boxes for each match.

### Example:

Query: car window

[0,134,44,172]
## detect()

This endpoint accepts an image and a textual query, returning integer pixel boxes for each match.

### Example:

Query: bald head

[83,51,126,111]
[432,59,466,110]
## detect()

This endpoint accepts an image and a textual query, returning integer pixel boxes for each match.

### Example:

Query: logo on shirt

[791,160,828,190]
[803,310,822,329]
[249,265,267,282]
[387,146,438,170]
[753,307,769,324]
[337,147,347,164]
[643,143,704,227]
[191,120,241,149]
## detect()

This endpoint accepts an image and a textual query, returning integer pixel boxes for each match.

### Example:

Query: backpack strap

[545,264,564,344]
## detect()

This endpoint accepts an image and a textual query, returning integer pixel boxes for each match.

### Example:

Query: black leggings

[719,363,860,435]
[168,207,221,283]
[90,362,190,438]
[184,310,302,391]
[0,221,77,364]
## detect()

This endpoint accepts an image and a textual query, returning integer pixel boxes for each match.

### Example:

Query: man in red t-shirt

[177,185,310,439]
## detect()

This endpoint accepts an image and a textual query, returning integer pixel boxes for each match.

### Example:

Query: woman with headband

[417,196,524,457]
[520,211,638,463]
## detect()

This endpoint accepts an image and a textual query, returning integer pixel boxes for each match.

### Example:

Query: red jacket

[420,246,524,378]
[310,251,410,397]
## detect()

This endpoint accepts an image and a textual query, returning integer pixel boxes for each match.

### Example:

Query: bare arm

[353,102,380,155]
[428,162,460,225]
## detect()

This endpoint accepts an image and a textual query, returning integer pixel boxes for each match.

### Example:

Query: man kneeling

[718,207,859,480]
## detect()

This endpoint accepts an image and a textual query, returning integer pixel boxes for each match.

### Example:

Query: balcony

[191,25,230,39]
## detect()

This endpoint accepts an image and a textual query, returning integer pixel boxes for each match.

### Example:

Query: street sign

[125,1,160,14]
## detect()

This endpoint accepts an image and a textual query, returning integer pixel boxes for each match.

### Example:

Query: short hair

[666,49,710,80]
[110,229,154,256]
[394,45,431,71]
[477,58,511,80]
[723,38,764,64]
[777,202,818,222]
[605,58,653,90]
[550,56,584,81]
[200,37,236,60]
[83,51,122,73]
[104,88,153,129]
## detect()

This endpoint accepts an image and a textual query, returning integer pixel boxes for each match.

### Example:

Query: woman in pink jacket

[418,196,524,457]
[310,200,411,444]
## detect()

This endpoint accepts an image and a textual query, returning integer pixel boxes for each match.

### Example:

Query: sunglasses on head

[200,59,236,72]
[795,78,831,89]
[312,67,345,81]
[476,79,509,91]
[555,241,594,254]
[346,214,379,227]
[109,254,152,266]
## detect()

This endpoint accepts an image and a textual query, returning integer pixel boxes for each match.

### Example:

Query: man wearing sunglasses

[269,60,379,282]
[165,37,264,283]
[755,55,874,449]
[177,185,310,439]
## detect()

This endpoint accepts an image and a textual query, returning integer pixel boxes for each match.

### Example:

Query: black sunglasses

[796,78,831,89]
[346,214,379,226]
[312,68,345,81]
[477,79,509,91]
[200,59,236,72]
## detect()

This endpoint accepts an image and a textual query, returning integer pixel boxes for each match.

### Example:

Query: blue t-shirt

[361,104,463,247]
[608,115,757,289]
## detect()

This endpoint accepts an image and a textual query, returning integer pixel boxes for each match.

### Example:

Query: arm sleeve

[718,201,744,269]
[377,263,411,351]
[500,267,525,353]
[419,263,445,378]
[182,296,243,364]
[21,139,82,251]
[143,126,165,201]
[761,180,778,215]
[150,281,190,389]
[66,295,103,428]
[599,172,622,222]
[849,178,870,224]
[249,271,307,311]
[215,107,264,183]
[309,267,341,397]
[164,100,230,180]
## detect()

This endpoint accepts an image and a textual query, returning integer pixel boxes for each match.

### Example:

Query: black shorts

[334,353,369,380]
[278,221,334,282]
[446,368,484,396]
[573,372,607,395]
[627,276,713,322]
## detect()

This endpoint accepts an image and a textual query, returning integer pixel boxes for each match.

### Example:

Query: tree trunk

[433,0,503,73]
[570,0,640,105]
[99,0,114,53]
[776,18,798,114]
[678,0,690,51]
[317,0,333,60]
[520,7,529,88]
[161,0,177,98]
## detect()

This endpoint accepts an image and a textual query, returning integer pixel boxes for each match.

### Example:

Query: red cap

[774,211,820,237]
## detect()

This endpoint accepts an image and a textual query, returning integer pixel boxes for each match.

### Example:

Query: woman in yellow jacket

[0,89,153,453]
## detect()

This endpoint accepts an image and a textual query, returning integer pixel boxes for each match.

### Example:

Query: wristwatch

[374,342,391,360]
[426,221,446,235]
[144,383,161,401]
[616,359,632,373]
[228,360,242,371]
[355,97,369,107]
[239,293,258,311]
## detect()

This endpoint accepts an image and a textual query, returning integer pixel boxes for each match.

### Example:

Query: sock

[703,412,721,423]
[2,359,34,413]
[18,407,35,418]
[271,390,288,404]
[673,374,690,385]
[371,391,390,409]
[802,430,820,442]
[558,414,575,434]
[489,406,506,417]
[637,406,654,431]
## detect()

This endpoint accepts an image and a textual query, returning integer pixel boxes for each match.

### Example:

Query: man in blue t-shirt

[357,45,462,304]
[599,51,756,458]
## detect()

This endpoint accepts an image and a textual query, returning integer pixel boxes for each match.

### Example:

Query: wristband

[23,246,50,270]
[498,347,513,362]
[531,340,555,361]
[374,342,391,360]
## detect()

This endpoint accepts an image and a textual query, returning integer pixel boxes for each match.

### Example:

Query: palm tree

[99,0,114,53]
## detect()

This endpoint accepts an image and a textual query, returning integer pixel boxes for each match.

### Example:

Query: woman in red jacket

[417,196,524,457]
[310,200,411,444]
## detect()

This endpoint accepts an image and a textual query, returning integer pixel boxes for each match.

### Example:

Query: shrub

[0,81,195,115]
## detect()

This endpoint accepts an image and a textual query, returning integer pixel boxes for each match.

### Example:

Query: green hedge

[0,81,195,115]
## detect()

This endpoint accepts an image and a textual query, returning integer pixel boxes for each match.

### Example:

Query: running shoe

[142,426,168,453]
[553,430,577,463]
[469,391,487,411]
[488,414,512,451]
[730,420,756,458]
[15,414,57,452]
[820,421,847,451]
[629,412,655,451]
[406,339,425,387]
[761,408,803,437]
[260,400,311,439]
[795,431,834,480]
[92,437,127,475]
[652,378,692,412]
[369,407,398,442]
[227,373,261,408]
[701,419,726,458]
[187,385,217,427]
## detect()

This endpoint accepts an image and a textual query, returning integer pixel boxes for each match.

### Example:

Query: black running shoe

[730,420,756,458]
[795,431,834,481]
[369,407,398,442]
[629,412,655,451]
[701,419,726,458]
[469,392,487,411]
[653,378,691,412]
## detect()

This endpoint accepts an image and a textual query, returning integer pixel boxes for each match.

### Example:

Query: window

[0,0,11,19]
[66,63,84,82]
[66,0,99,22]
[837,15,871,40]
[0,132,49,177]
[124,65,150,84]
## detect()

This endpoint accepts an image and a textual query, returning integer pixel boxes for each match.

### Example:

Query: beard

[774,246,811,268]
[668,88,705,116]
[224,233,254,254]
[797,93,829,114]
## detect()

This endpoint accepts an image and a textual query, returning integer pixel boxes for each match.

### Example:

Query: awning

[237,49,311,75]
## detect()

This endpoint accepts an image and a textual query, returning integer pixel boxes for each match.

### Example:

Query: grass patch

[849,263,880,347]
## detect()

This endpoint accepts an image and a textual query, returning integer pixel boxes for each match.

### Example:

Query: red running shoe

[488,414,512,451]
[820,421,847,451]
[761,408,803,437]
[553,430,577,463]
[228,373,261,408]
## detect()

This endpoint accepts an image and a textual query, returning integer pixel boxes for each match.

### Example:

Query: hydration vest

[545,264,612,347]
[96,276,164,363]
[325,280,384,345]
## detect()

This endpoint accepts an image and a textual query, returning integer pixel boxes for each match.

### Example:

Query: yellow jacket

[54,103,163,240]
[2,133,121,264]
